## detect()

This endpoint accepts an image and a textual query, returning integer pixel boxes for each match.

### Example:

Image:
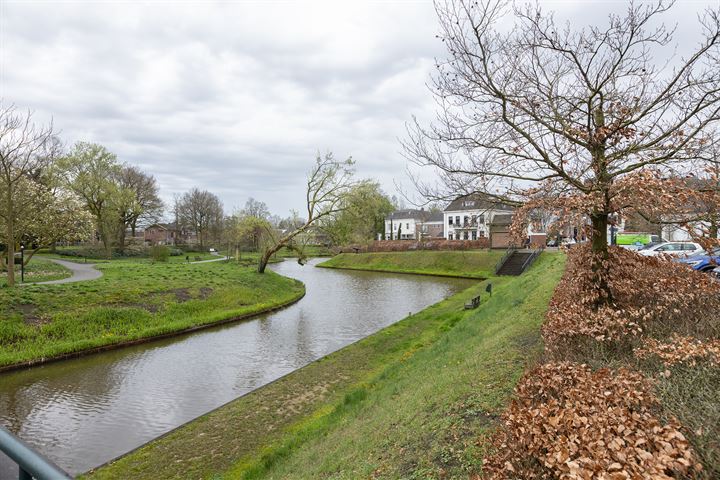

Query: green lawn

[0,259,304,369]
[0,257,71,286]
[85,253,564,480]
[317,250,505,278]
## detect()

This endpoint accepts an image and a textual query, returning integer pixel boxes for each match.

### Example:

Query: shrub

[482,245,720,478]
[483,362,700,479]
[542,245,720,357]
[150,245,170,263]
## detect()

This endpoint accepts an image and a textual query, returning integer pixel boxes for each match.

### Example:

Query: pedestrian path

[23,259,103,285]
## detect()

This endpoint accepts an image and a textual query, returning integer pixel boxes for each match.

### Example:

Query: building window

[472,230,477,240]
[449,233,453,240]
[406,223,409,229]
[463,231,469,240]
[478,214,485,224]
[455,216,460,225]
[449,217,453,225]
[463,216,469,226]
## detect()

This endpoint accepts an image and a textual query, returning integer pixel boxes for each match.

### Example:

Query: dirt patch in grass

[198,287,213,300]
[113,302,162,313]
[18,304,46,326]
[169,288,192,302]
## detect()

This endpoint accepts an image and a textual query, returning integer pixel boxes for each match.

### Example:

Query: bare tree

[257,152,355,273]
[241,197,270,220]
[114,165,164,252]
[404,0,720,301]
[0,105,59,286]
[177,188,224,249]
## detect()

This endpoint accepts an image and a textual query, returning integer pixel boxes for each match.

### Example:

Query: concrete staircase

[495,249,539,276]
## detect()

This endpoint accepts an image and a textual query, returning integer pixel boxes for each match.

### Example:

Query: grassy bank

[317,250,504,278]
[0,259,304,368]
[86,253,564,480]
[0,258,71,286]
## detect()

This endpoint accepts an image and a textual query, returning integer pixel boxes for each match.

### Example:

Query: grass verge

[85,253,564,480]
[317,250,504,278]
[0,258,71,286]
[0,259,304,369]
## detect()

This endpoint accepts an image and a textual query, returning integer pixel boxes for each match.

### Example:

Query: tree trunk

[5,189,15,286]
[6,225,15,287]
[708,221,719,240]
[258,243,284,273]
[590,212,613,306]
[117,225,127,254]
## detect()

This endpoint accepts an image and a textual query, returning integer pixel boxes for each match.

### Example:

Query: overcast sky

[0,0,714,218]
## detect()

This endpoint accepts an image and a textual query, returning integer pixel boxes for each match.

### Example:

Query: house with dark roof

[443,194,515,247]
[143,223,198,246]
[383,209,445,240]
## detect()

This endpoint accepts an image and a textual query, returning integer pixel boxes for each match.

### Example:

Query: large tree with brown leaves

[405,0,720,302]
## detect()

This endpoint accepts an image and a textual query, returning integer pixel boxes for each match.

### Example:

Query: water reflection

[0,259,474,476]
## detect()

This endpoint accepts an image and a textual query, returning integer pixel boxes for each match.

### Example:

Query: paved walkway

[23,259,103,285]
[190,255,230,264]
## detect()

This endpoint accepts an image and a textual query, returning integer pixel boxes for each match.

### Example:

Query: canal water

[0,259,474,477]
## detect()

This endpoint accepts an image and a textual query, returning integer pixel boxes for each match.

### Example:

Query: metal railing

[520,248,543,273]
[494,248,516,274]
[0,426,71,479]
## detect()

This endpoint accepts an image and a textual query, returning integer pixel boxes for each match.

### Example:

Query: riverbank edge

[83,275,485,479]
[85,254,564,479]
[0,288,306,374]
[316,250,503,279]
[316,262,487,279]
[229,253,565,479]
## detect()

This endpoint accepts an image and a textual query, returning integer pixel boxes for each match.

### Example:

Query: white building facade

[443,195,515,241]
[383,210,445,240]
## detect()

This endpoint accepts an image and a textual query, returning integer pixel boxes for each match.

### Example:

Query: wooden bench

[464,295,481,309]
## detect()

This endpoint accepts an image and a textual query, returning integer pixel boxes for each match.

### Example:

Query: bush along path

[483,245,720,479]
[84,253,565,480]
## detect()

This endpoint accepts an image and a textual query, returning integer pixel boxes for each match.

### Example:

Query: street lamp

[20,244,24,283]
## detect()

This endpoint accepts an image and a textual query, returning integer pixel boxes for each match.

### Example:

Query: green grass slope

[0,260,304,368]
[317,250,505,278]
[85,253,564,480]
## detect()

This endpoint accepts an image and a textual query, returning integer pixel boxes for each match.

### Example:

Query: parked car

[710,266,720,281]
[637,241,704,257]
[677,247,720,272]
[209,248,217,253]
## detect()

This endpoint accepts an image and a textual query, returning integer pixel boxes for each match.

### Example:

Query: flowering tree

[0,104,59,286]
[405,0,720,301]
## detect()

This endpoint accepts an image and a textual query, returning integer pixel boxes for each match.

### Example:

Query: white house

[383,209,444,240]
[443,194,515,246]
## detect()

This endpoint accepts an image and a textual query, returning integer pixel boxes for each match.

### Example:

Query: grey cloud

[3,0,713,215]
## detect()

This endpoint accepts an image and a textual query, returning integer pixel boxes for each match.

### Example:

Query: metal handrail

[0,425,71,479]
[494,248,516,274]
[520,248,542,273]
